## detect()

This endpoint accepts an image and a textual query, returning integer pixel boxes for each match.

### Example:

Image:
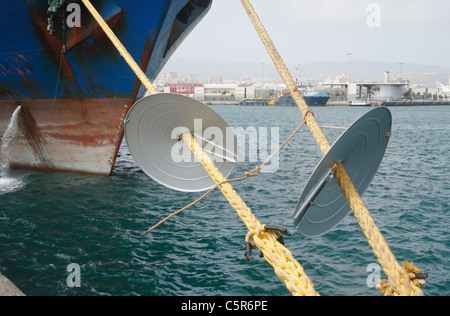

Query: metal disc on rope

[125,93,237,192]
[294,107,392,237]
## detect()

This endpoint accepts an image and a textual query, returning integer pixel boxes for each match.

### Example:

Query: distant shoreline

[204,101,450,107]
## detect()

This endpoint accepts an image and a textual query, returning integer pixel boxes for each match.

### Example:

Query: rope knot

[404,261,428,287]
[244,167,261,178]
[245,225,291,261]
[302,109,314,123]
[376,261,427,296]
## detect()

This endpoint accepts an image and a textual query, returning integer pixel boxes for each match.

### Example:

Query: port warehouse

[162,83,268,103]
[159,73,450,104]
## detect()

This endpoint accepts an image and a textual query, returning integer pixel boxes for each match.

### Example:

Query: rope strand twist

[241,0,424,296]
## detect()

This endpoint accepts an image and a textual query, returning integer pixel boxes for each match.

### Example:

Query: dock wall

[0,272,25,296]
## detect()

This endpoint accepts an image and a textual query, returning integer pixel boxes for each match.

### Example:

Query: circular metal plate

[294,107,392,237]
[125,94,237,192]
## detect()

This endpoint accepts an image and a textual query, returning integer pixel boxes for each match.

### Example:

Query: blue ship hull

[0,0,211,175]
[239,93,330,107]
[275,94,330,106]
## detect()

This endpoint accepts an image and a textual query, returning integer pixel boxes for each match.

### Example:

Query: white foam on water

[0,106,25,195]
[0,177,25,195]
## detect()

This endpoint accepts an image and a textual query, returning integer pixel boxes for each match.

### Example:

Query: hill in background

[162,59,450,85]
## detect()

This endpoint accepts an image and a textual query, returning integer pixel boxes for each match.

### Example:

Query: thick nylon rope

[241,0,424,296]
[80,0,158,95]
[181,133,319,296]
[81,0,319,296]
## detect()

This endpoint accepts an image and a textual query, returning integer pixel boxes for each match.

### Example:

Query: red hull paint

[0,98,130,175]
[0,1,213,176]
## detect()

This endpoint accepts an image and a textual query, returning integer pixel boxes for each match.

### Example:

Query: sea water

[0,106,448,296]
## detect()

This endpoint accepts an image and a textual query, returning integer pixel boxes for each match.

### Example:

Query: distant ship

[239,91,330,106]
[275,91,330,106]
[238,98,273,106]
[0,0,211,175]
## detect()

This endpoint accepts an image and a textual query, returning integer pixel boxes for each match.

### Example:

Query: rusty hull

[0,0,213,175]
[0,98,129,175]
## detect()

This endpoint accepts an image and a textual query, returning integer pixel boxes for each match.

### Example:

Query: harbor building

[163,83,203,95]
[194,84,239,103]
[159,71,449,106]
[437,77,450,100]
[164,83,283,104]
[321,71,409,104]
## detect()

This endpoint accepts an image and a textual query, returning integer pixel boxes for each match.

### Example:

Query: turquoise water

[0,106,448,296]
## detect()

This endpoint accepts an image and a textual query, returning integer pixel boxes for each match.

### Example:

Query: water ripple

[0,106,448,296]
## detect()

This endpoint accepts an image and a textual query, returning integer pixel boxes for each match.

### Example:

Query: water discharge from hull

[0,106,25,194]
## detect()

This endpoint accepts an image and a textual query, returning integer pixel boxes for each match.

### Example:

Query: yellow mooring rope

[82,0,318,296]
[180,133,319,296]
[240,0,425,296]
[82,0,425,296]
[80,0,158,95]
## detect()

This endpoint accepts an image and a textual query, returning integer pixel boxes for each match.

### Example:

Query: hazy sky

[168,0,450,69]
